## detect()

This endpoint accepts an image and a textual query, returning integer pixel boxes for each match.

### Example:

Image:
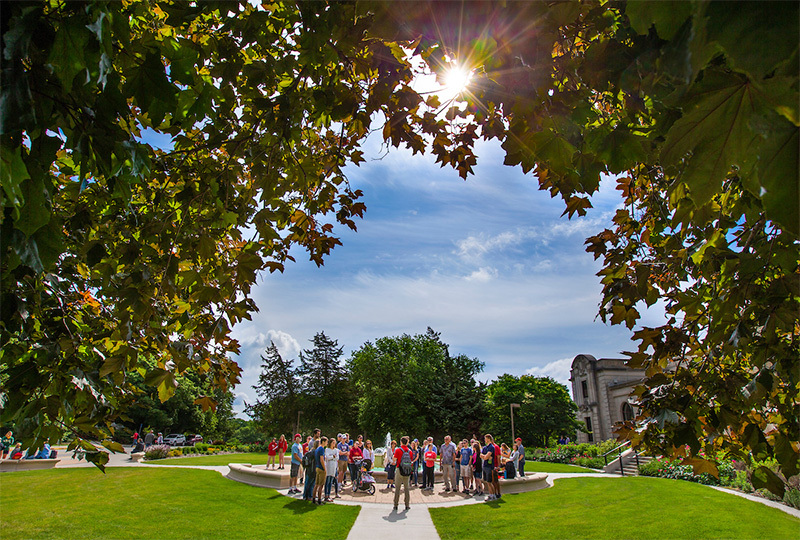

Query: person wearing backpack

[393,436,413,511]
[301,428,321,501]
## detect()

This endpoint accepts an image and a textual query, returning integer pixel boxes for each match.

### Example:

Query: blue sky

[230,132,666,416]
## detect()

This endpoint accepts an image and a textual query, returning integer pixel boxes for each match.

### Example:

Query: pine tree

[245,342,299,434]
[298,332,347,396]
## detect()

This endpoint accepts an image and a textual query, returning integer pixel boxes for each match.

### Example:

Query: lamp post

[296,410,303,436]
[510,403,521,442]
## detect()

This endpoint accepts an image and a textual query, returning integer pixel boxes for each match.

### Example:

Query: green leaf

[745,114,799,236]
[750,465,785,499]
[0,145,30,209]
[661,71,762,206]
[704,2,799,81]
[625,0,693,41]
[124,52,178,117]
[16,176,50,237]
[85,450,110,473]
[101,440,125,454]
[47,19,91,91]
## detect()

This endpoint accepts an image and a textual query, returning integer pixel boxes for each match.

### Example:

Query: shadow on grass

[281,498,320,515]
[483,498,508,509]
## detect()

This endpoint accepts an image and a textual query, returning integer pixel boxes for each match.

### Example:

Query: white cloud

[465,267,497,282]
[526,357,575,391]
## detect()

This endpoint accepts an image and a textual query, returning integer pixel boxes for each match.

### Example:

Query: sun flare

[441,65,473,100]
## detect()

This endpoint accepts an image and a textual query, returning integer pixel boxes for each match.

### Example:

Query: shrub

[168,449,182,458]
[144,445,170,460]
[638,457,721,485]
[195,443,209,452]
[573,456,604,469]
[783,488,800,510]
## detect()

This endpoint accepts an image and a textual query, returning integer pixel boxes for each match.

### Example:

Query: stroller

[351,458,376,494]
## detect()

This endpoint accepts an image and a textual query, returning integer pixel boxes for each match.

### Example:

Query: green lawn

[429,476,800,540]
[147,451,278,466]
[522,462,600,473]
[0,468,358,540]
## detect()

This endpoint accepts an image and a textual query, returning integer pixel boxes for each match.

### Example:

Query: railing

[601,440,640,476]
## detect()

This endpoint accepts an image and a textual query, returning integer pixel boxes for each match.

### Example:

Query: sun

[440,64,473,101]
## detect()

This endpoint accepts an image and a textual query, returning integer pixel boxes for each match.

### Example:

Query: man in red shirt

[393,436,412,511]
[348,439,363,487]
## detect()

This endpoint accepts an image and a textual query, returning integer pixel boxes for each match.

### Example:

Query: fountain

[372,431,390,469]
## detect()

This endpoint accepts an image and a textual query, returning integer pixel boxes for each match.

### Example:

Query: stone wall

[569,354,646,443]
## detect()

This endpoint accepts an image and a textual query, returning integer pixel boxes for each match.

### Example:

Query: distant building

[568,354,646,443]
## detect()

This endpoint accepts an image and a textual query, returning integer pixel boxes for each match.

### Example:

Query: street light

[296,410,303,436]
[510,403,521,442]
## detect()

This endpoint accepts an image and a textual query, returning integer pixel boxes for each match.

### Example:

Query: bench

[130,452,145,463]
[227,463,291,489]
[496,472,549,494]
[0,459,61,472]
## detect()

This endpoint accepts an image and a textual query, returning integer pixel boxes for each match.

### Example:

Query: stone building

[569,354,646,443]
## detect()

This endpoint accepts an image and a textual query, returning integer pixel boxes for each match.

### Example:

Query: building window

[581,380,589,400]
[622,402,635,422]
[585,416,593,442]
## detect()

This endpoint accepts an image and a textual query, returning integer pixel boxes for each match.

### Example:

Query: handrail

[602,440,639,476]
[601,440,630,459]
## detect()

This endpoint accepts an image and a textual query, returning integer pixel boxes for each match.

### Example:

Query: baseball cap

[294,433,301,439]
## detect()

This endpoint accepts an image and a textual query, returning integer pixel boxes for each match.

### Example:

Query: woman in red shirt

[277,434,288,470]
[267,437,278,470]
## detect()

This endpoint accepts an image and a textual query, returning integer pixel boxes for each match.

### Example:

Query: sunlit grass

[429,476,800,540]
[1,468,358,540]
[146,452,276,466]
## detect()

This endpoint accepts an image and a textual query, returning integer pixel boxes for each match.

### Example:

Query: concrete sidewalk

[346,503,440,540]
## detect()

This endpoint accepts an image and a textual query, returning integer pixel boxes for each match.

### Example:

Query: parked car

[188,434,203,445]
[164,434,186,446]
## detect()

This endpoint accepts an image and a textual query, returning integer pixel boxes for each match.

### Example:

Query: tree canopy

[484,374,581,448]
[1,0,797,493]
[348,328,484,439]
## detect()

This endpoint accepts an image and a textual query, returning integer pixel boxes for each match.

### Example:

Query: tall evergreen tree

[296,332,355,430]
[245,342,299,434]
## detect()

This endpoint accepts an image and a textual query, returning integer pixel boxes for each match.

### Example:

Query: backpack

[399,448,413,476]
[302,450,315,468]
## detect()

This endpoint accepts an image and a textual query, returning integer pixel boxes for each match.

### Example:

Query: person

[132,437,145,453]
[440,435,457,492]
[324,437,339,502]
[156,432,164,445]
[506,443,519,479]
[302,428,321,501]
[144,430,155,448]
[423,442,436,491]
[337,434,350,486]
[393,436,412,511]
[9,442,23,460]
[27,438,51,459]
[1,430,15,459]
[385,440,397,489]
[471,441,483,496]
[410,439,420,486]
[480,434,497,500]
[454,440,463,488]
[362,439,375,466]
[348,439,363,488]
[313,436,328,504]
[289,434,303,494]
[491,437,502,499]
[132,432,139,446]
[267,437,278,469]
[557,434,566,445]
[459,439,473,493]
[277,434,288,470]
[516,437,526,477]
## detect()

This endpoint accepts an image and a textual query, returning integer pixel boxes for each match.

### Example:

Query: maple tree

[1,0,797,494]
